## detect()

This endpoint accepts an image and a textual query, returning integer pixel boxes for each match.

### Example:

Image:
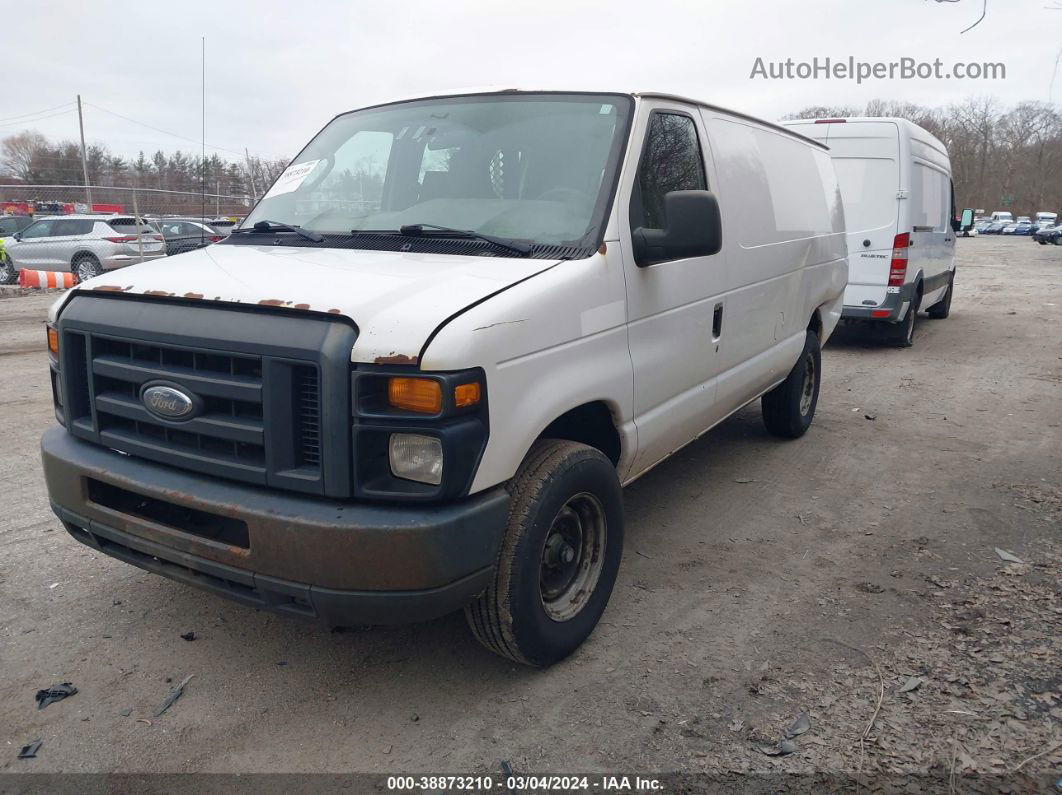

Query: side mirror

[632,190,722,266]
[12,233,21,242]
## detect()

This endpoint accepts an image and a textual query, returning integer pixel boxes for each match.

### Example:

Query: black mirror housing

[633,190,723,266]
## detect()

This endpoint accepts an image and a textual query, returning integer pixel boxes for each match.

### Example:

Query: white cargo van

[42,90,846,665]
[784,117,959,346]
[991,211,1014,223]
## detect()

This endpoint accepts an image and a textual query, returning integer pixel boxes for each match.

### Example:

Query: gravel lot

[1,237,1059,787]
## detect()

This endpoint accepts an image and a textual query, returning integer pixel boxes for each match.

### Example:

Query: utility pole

[245,147,258,202]
[216,180,221,216]
[76,94,93,210]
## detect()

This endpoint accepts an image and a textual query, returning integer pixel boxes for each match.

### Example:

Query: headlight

[389,433,443,485]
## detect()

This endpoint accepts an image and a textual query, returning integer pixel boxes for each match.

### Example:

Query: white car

[41,89,846,666]
[785,117,959,346]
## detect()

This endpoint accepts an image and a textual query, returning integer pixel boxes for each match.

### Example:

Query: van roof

[782,117,947,155]
[342,88,829,151]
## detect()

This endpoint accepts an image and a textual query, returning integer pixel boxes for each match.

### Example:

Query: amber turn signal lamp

[388,377,443,414]
[454,382,481,408]
[47,326,59,357]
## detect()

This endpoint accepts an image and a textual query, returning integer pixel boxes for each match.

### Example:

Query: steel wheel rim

[539,492,606,622]
[799,351,817,416]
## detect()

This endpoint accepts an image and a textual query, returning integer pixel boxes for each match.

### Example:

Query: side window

[0,218,16,235]
[19,219,55,239]
[52,219,93,236]
[179,223,203,236]
[633,112,707,230]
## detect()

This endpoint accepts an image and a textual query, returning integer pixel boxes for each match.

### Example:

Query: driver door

[8,218,56,269]
[618,101,729,477]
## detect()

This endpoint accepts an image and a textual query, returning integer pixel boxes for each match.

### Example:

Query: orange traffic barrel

[18,270,78,289]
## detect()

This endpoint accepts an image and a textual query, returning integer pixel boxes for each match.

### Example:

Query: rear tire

[465,439,624,667]
[72,255,102,282]
[0,255,16,285]
[761,330,821,439]
[888,295,919,347]
[927,274,954,320]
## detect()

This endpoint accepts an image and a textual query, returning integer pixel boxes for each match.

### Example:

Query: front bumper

[42,427,510,625]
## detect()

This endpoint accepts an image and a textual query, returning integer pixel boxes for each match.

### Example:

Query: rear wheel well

[538,401,621,466]
[70,251,99,269]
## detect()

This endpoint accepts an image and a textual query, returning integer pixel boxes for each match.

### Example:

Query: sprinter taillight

[888,233,910,287]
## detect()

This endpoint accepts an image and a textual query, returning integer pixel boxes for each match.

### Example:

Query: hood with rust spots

[49,243,559,365]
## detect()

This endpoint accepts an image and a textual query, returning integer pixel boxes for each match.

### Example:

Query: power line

[0,102,76,124]
[0,108,77,129]
[84,101,281,160]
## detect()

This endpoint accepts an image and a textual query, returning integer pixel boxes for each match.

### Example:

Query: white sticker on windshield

[264,159,322,198]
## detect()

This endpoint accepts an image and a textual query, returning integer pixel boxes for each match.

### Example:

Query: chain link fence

[0,184,252,220]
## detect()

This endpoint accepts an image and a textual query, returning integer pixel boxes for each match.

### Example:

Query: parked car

[1002,221,1034,235]
[1034,224,1061,245]
[41,88,847,666]
[0,214,35,237]
[990,211,1014,224]
[151,218,226,256]
[207,218,239,236]
[0,215,37,283]
[981,221,1008,234]
[3,214,166,281]
[784,116,958,346]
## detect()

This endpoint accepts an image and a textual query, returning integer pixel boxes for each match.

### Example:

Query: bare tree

[0,131,49,182]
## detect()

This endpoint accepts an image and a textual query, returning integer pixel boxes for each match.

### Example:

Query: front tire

[465,439,624,667]
[0,255,16,285]
[761,330,821,439]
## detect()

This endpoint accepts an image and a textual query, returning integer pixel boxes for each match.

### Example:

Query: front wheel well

[538,401,621,466]
[806,310,823,340]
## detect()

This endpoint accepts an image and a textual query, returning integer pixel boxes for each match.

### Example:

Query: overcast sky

[4,0,1060,163]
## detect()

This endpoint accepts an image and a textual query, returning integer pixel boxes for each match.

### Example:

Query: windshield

[244,93,632,249]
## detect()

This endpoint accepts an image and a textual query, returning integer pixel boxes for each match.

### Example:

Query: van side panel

[700,113,847,410]
[907,129,955,309]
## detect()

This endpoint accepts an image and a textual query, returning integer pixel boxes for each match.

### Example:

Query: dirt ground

[1,237,1059,788]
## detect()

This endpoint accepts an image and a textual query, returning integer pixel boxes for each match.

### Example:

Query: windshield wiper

[232,220,323,242]
[397,223,533,256]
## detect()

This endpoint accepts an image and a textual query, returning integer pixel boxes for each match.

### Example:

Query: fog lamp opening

[389,433,443,485]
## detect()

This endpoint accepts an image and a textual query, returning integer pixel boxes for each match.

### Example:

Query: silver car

[1,214,166,283]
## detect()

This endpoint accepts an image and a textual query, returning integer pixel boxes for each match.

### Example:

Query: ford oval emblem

[141,383,197,421]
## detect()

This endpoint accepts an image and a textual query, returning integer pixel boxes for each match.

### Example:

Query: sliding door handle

[712,302,724,340]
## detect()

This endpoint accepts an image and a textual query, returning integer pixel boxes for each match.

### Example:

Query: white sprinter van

[784,117,959,346]
[41,90,846,666]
